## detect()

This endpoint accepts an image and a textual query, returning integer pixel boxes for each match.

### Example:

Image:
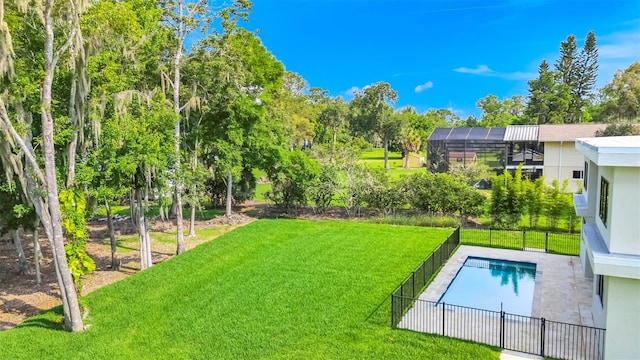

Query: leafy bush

[266,149,320,211]
[207,167,256,207]
[402,172,485,217]
[307,164,340,214]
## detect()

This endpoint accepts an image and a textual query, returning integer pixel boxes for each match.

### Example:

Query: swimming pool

[438,256,537,316]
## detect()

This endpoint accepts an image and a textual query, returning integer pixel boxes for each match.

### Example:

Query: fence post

[423,259,427,287]
[391,294,395,328]
[489,228,492,247]
[545,232,549,253]
[411,272,416,298]
[540,318,545,357]
[523,228,526,250]
[500,310,505,349]
[442,302,446,336]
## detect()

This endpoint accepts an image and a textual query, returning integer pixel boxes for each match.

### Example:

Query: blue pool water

[438,257,537,316]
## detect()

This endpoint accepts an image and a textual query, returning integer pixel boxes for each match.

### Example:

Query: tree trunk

[105,199,119,271]
[383,138,389,170]
[404,153,410,169]
[130,189,137,227]
[189,203,196,238]
[188,149,197,238]
[136,189,152,270]
[159,204,166,222]
[66,47,78,189]
[144,215,152,267]
[33,228,41,286]
[173,1,185,255]
[144,186,152,267]
[226,172,233,217]
[332,127,337,146]
[12,229,30,275]
[174,184,185,254]
[41,0,84,332]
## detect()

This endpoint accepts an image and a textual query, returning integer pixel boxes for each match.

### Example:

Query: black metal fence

[391,298,605,360]
[461,228,580,256]
[390,227,459,322]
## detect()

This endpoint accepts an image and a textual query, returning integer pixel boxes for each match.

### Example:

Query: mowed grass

[0,220,498,359]
[360,148,427,181]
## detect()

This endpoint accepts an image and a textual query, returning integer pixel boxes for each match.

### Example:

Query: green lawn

[360,148,427,181]
[255,182,270,202]
[0,220,498,359]
[116,226,240,251]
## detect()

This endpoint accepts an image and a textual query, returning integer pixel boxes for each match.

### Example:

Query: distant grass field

[94,204,224,220]
[360,148,426,181]
[115,226,241,253]
[0,220,499,359]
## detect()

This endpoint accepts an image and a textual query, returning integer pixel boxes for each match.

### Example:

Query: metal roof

[504,125,539,142]
[427,127,506,141]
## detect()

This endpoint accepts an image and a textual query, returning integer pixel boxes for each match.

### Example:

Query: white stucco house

[573,136,640,360]
[539,124,607,192]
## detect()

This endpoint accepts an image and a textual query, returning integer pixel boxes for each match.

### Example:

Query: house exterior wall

[595,166,640,255]
[591,275,605,328]
[542,141,584,192]
[609,167,640,255]
[574,137,640,360]
[604,276,640,360]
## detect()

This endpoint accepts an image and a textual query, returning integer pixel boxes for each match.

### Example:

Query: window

[584,162,589,190]
[456,157,463,162]
[599,177,610,227]
[596,275,604,306]
[573,170,584,179]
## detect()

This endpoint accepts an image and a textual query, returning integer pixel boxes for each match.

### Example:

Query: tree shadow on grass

[15,306,65,331]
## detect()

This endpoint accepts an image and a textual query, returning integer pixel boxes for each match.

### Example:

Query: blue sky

[245,0,640,118]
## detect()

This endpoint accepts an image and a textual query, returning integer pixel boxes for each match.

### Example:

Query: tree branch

[0,100,46,185]
[52,0,78,67]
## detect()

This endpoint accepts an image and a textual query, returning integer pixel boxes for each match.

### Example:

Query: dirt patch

[0,212,254,331]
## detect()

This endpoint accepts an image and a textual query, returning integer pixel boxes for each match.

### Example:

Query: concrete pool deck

[416,245,594,325]
[396,246,601,359]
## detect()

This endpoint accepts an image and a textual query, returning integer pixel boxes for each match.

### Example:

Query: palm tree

[398,130,421,169]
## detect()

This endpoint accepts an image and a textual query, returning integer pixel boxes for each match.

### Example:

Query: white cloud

[414,81,434,93]
[344,86,362,97]
[454,65,493,75]
[591,27,640,86]
[447,106,468,119]
[598,28,640,60]
[453,64,535,80]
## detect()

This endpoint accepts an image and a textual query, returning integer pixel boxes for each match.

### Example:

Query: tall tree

[525,60,571,124]
[477,94,518,127]
[554,32,599,123]
[398,129,421,169]
[573,31,598,119]
[599,62,640,121]
[351,82,398,169]
[317,96,348,146]
[555,34,578,88]
[193,27,284,216]
[162,0,251,246]
[0,0,85,331]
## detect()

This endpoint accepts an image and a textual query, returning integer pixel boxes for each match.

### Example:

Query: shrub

[266,149,320,211]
